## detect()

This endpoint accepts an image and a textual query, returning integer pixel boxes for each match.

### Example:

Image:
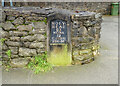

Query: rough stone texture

[1,7,102,67]
[5,41,22,47]
[12,17,24,25]
[2,21,16,31]
[9,31,28,37]
[10,58,29,68]
[17,24,33,32]
[29,42,45,49]
[19,48,37,57]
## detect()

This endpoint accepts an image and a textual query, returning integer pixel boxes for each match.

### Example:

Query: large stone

[88,27,96,37]
[9,47,18,55]
[10,58,29,68]
[33,22,46,29]
[2,21,16,31]
[0,28,9,38]
[37,49,45,54]
[23,42,31,48]
[9,31,28,37]
[12,17,24,25]
[17,24,33,32]
[2,44,8,51]
[2,12,6,22]
[29,42,45,49]
[25,16,45,21]
[21,36,36,42]
[19,48,37,56]
[5,41,22,47]
[7,16,16,21]
[29,29,46,34]
[9,37,20,42]
[34,34,46,42]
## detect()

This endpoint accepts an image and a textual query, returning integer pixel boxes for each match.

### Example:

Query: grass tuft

[47,45,72,66]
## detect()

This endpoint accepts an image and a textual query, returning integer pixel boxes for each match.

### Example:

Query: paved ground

[0,16,118,84]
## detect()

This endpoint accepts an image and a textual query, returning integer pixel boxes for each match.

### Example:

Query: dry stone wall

[0,7,102,67]
[71,12,102,64]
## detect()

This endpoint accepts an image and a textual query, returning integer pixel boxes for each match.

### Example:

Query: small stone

[29,42,45,49]
[33,22,46,29]
[19,48,37,57]
[13,17,24,25]
[9,31,28,37]
[23,42,31,48]
[10,58,29,68]
[0,28,9,38]
[5,41,22,47]
[2,21,16,31]
[79,49,91,55]
[17,24,33,32]
[37,49,45,54]
[11,55,19,59]
[7,16,15,21]
[2,44,8,51]
[21,36,36,42]
[9,37,20,42]
[9,47,18,55]
[34,34,46,42]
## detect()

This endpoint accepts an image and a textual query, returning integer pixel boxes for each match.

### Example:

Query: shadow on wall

[3,2,112,15]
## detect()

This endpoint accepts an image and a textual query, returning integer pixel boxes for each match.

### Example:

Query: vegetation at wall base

[27,52,53,74]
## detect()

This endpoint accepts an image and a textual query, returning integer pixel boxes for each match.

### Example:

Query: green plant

[5,50,11,59]
[0,38,6,45]
[47,45,72,66]
[27,52,52,74]
[43,18,47,24]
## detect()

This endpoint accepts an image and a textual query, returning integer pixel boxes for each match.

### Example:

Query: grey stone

[2,21,16,31]
[2,44,8,51]
[5,41,22,47]
[9,37,20,42]
[88,27,96,37]
[37,49,45,54]
[0,28,9,38]
[29,42,45,49]
[2,12,6,22]
[10,58,29,68]
[33,22,46,29]
[29,29,46,34]
[19,48,37,56]
[13,17,24,25]
[23,42,31,48]
[25,16,45,21]
[11,55,19,58]
[7,16,16,21]
[9,47,18,55]
[9,31,28,37]
[21,36,36,42]
[34,34,46,42]
[17,24,33,32]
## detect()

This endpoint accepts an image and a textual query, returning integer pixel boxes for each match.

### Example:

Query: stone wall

[4,2,112,15]
[1,7,47,67]
[71,12,102,64]
[1,7,102,67]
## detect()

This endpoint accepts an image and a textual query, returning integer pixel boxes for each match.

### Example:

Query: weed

[5,50,11,59]
[27,52,52,74]
[0,38,6,45]
[47,45,72,66]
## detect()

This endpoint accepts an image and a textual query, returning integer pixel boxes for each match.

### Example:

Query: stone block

[10,58,29,68]
[9,37,20,42]
[2,21,16,31]
[9,31,28,37]
[29,42,45,49]
[17,24,33,32]
[5,41,22,47]
[19,48,37,57]
[13,17,24,25]
[9,47,18,55]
